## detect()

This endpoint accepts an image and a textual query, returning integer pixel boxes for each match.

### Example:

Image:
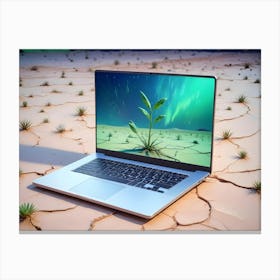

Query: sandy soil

[19,50,261,231]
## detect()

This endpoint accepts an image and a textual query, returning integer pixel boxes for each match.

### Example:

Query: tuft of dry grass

[253,181,261,193]
[21,101,28,107]
[51,89,61,93]
[19,120,32,131]
[76,106,87,116]
[238,150,247,159]
[40,81,49,86]
[151,62,158,69]
[30,65,38,71]
[237,94,247,103]
[55,124,65,133]
[222,129,232,139]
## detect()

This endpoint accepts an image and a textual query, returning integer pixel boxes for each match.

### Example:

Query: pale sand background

[19,50,261,231]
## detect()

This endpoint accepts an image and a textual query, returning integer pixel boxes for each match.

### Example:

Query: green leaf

[154,115,165,123]
[128,121,138,134]
[138,107,151,120]
[140,91,151,110]
[153,98,167,110]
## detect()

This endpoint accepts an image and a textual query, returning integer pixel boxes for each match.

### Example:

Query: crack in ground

[230,129,260,140]
[29,216,42,231]
[210,174,258,192]
[170,187,213,229]
[200,223,221,231]
[23,129,41,146]
[216,102,251,123]
[216,168,261,174]
[19,100,93,109]
[22,206,78,231]
[213,159,239,173]
[37,205,78,213]
[215,129,260,145]
[60,134,89,154]
[21,166,55,176]
[76,117,95,129]
[88,212,116,230]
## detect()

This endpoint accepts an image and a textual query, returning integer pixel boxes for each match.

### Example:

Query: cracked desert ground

[19,50,261,231]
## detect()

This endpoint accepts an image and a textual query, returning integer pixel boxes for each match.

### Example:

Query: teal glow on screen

[96,71,215,167]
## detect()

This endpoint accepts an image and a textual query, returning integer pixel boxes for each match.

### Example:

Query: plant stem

[148,110,153,148]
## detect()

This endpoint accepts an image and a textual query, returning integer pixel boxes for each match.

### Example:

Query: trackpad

[69,178,125,201]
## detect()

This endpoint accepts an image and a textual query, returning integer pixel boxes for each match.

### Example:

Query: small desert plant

[114,60,120,65]
[237,94,247,103]
[238,150,247,159]
[222,129,232,139]
[225,88,231,91]
[125,138,129,143]
[19,203,36,220]
[78,90,84,96]
[51,89,61,93]
[68,81,73,86]
[22,101,28,107]
[61,71,65,78]
[85,55,89,59]
[40,81,49,86]
[19,120,32,131]
[28,94,33,98]
[254,79,260,83]
[45,102,51,106]
[193,140,199,144]
[129,91,167,153]
[76,106,87,116]
[243,76,248,80]
[42,118,49,123]
[108,132,113,141]
[244,63,250,69]
[152,62,158,69]
[30,65,38,71]
[55,124,65,133]
[226,106,232,110]
[176,135,182,140]
[39,109,45,113]
[253,181,261,193]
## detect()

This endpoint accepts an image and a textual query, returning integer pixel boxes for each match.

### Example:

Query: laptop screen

[95,70,216,170]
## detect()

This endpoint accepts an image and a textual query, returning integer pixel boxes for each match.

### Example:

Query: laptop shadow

[19,144,86,166]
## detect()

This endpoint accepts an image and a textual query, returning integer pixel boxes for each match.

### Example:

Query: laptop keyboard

[73,158,188,193]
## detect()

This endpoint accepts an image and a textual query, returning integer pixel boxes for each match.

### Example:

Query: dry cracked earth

[19,50,261,231]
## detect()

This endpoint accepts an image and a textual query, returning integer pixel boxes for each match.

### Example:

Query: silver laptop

[33,70,216,219]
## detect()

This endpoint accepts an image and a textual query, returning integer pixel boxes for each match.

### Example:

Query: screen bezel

[95,70,216,173]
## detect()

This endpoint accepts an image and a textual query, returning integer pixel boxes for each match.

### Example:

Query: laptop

[33,70,216,219]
